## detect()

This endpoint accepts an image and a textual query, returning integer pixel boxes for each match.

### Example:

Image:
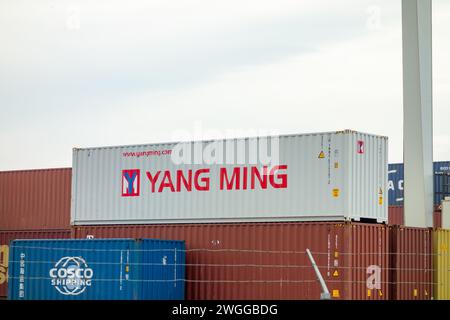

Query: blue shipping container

[388,161,450,206]
[8,238,185,300]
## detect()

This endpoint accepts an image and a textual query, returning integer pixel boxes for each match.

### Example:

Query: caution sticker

[367,289,371,297]
[332,290,340,298]
[333,270,339,277]
[334,162,339,169]
[379,290,383,297]
[332,188,340,197]
[379,196,383,205]
[413,289,418,297]
[318,151,325,159]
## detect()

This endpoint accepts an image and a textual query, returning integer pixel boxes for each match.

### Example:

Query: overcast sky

[0,0,449,171]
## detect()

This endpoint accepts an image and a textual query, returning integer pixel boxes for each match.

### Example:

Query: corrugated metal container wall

[0,168,71,230]
[433,229,450,300]
[389,226,433,300]
[72,222,389,300]
[434,163,450,205]
[342,224,390,300]
[388,206,404,225]
[0,229,71,298]
[388,206,442,228]
[388,163,404,206]
[8,239,185,300]
[388,161,450,206]
[434,211,442,229]
[71,131,388,225]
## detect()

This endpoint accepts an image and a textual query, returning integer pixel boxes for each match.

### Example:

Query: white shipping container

[71,130,388,225]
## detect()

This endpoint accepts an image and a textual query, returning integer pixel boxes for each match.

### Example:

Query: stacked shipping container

[0,230,71,297]
[73,222,390,300]
[388,162,450,227]
[1,131,448,300]
[71,131,388,225]
[388,206,442,228]
[0,169,72,230]
[0,168,72,298]
[67,131,446,300]
[388,162,450,207]
[433,229,450,300]
[68,131,392,300]
[8,239,185,300]
[389,226,433,300]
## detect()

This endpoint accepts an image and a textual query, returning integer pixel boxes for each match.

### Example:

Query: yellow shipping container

[434,229,450,300]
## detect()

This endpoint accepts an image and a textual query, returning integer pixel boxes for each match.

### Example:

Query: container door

[139,240,184,300]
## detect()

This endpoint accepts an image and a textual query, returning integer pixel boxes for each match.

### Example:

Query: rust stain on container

[0,229,71,297]
[73,222,389,300]
[389,226,433,300]
[0,168,71,230]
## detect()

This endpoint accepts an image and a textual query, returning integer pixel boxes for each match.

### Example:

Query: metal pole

[402,0,434,227]
[306,248,331,300]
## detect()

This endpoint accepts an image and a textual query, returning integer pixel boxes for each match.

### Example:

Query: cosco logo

[49,257,93,296]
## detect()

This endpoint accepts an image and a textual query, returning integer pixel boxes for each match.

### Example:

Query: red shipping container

[0,229,71,298]
[73,222,390,300]
[0,168,71,230]
[434,211,442,229]
[388,206,442,228]
[388,206,405,225]
[389,226,433,300]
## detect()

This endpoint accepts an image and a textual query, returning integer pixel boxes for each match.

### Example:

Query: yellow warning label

[332,188,340,197]
[367,289,371,297]
[334,162,339,169]
[334,251,339,258]
[318,151,325,159]
[332,289,340,298]
[333,270,339,277]
[441,243,448,252]
[413,289,418,297]
[379,196,383,205]
[379,290,383,297]
[125,266,129,272]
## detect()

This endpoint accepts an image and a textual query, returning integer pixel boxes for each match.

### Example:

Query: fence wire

[9,245,450,257]
[5,244,449,288]
[6,259,442,272]
[6,276,449,286]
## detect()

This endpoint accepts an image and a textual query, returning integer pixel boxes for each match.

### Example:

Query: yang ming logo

[49,256,93,296]
[122,169,140,197]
